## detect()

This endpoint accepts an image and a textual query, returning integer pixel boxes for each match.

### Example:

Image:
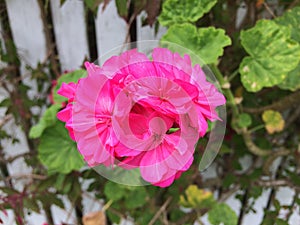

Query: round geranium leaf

[237,113,252,128]
[275,6,300,43]
[29,104,61,138]
[239,20,300,92]
[104,181,126,201]
[208,203,238,225]
[158,0,217,27]
[278,64,300,91]
[262,110,285,134]
[38,121,85,174]
[161,23,231,64]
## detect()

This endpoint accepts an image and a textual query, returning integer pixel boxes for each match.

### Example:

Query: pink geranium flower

[57,48,225,187]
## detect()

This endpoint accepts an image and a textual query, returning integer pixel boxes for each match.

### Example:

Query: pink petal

[84,62,102,77]
[57,103,72,122]
[102,49,150,78]
[57,82,77,100]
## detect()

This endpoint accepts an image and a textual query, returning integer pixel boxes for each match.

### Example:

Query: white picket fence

[0,0,298,224]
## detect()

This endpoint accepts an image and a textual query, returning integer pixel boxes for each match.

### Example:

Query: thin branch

[149,197,172,225]
[287,0,300,10]
[3,173,47,182]
[241,128,271,156]
[0,152,34,163]
[107,207,126,219]
[243,91,300,114]
[263,2,276,18]
[263,148,291,175]
[255,179,300,191]
[0,115,13,128]
[286,105,300,128]
[219,185,241,202]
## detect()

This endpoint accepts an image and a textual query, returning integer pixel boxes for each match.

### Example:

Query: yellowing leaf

[82,211,106,225]
[262,110,285,134]
[179,185,215,209]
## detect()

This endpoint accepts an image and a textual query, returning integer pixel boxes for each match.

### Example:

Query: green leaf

[37,175,58,191]
[38,121,85,174]
[0,187,19,195]
[104,182,126,201]
[296,197,300,206]
[239,20,300,92]
[54,173,67,191]
[275,6,300,43]
[278,64,300,91]
[136,212,154,225]
[37,193,64,209]
[161,23,231,64]
[84,0,104,13]
[29,104,61,138]
[287,170,300,186]
[125,187,147,209]
[107,209,121,224]
[68,177,82,202]
[262,110,285,134]
[249,186,263,199]
[0,98,11,107]
[273,199,281,212]
[23,198,40,213]
[261,211,277,225]
[223,174,236,188]
[115,0,128,20]
[236,113,252,128]
[52,69,87,104]
[158,0,217,27]
[60,0,67,6]
[170,209,185,223]
[208,203,238,225]
[275,218,289,225]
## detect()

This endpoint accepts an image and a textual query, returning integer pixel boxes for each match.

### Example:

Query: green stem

[211,64,272,157]
[211,64,239,118]
[248,124,265,133]
[228,68,239,82]
[242,129,271,156]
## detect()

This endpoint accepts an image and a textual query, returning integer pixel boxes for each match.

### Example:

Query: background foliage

[1,0,300,225]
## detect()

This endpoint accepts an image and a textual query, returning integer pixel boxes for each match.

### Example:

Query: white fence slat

[95,1,127,59]
[4,0,46,164]
[5,0,47,101]
[2,2,48,223]
[4,0,46,163]
[136,11,166,45]
[5,0,47,71]
[51,0,89,71]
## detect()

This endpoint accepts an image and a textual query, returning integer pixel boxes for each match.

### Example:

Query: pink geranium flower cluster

[57,48,225,187]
